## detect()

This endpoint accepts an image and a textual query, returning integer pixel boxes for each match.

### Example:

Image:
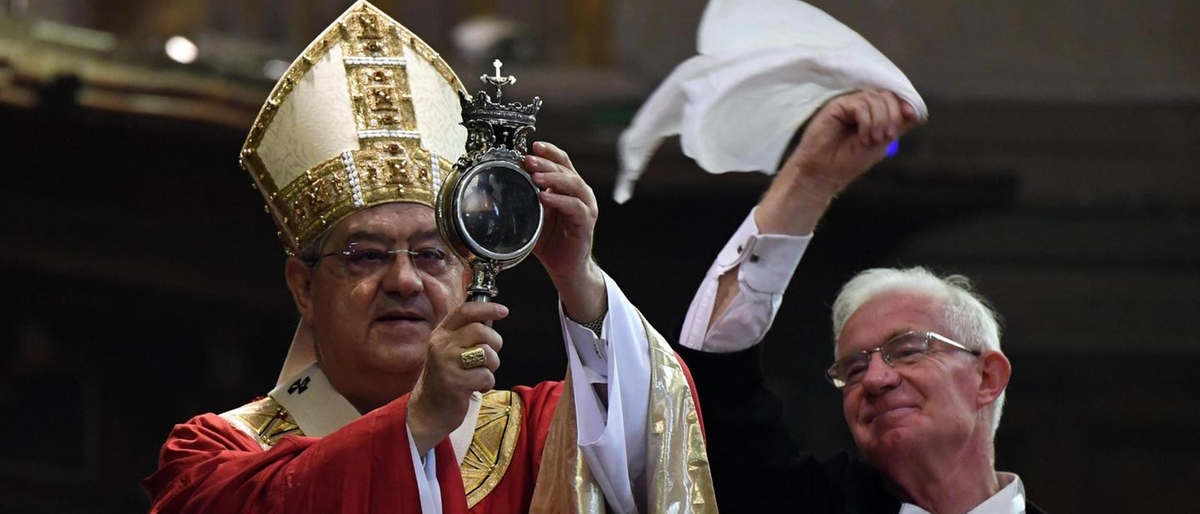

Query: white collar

[269,363,480,463]
[897,472,1026,514]
[269,363,361,438]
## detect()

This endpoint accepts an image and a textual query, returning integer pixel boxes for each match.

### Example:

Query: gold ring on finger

[460,347,487,369]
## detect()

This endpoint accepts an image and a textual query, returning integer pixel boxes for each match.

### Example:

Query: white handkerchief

[616,0,928,203]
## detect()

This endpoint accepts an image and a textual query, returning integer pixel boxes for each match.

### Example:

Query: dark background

[2,1,1199,513]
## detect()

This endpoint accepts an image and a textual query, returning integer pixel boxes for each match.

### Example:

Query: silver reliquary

[437,60,544,302]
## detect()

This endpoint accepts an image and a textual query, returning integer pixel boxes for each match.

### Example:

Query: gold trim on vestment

[462,389,524,507]
[645,312,718,512]
[528,367,607,513]
[219,390,524,506]
[529,312,718,513]
[220,397,304,451]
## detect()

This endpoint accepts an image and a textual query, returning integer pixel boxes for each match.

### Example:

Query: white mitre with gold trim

[240,0,467,256]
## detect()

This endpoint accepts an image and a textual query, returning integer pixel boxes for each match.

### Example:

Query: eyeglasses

[318,241,452,278]
[825,331,981,389]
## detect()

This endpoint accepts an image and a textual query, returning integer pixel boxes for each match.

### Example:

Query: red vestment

[145,382,563,513]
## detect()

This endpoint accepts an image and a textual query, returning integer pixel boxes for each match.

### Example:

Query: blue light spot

[885,139,900,158]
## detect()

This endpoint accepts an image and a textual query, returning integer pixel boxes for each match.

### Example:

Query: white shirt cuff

[679,207,810,353]
[560,273,649,513]
[564,317,608,383]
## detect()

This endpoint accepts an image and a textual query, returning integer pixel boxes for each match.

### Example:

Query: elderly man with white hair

[673,91,1047,512]
[609,0,1043,507]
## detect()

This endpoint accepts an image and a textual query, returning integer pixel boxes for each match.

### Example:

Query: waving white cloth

[615,0,928,203]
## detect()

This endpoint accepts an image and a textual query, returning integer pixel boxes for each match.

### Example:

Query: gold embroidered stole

[529,312,718,513]
[460,390,523,507]
[528,366,607,513]
[221,391,524,508]
[221,397,303,450]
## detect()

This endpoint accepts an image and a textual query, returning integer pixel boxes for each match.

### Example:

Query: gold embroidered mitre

[240,0,467,255]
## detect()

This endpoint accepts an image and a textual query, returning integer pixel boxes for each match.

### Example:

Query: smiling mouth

[868,406,918,425]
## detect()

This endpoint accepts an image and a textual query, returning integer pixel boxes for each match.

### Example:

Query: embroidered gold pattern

[240,1,465,256]
[271,147,442,244]
[221,389,526,505]
[220,397,304,450]
[462,389,523,507]
[529,313,718,512]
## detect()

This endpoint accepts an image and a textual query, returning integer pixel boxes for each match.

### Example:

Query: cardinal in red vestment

[143,2,713,512]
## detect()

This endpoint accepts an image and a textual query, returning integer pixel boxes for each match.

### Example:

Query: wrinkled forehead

[322,202,441,248]
[835,291,949,355]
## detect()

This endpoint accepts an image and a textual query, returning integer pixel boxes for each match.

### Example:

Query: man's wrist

[406,405,437,455]
[756,163,846,233]
[789,164,847,200]
[556,261,608,324]
[574,311,606,337]
[406,390,455,455]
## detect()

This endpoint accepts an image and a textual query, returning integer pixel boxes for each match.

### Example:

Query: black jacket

[676,343,1047,513]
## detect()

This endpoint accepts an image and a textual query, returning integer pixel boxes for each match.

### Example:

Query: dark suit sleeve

[674,343,900,513]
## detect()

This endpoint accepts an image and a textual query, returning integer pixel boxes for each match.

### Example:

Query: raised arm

[684,90,924,352]
[526,141,652,513]
[527,141,608,324]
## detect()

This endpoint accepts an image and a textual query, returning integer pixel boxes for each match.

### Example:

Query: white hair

[831,267,1006,438]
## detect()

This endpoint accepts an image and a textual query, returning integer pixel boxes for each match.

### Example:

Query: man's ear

[284,257,316,323]
[977,351,1012,408]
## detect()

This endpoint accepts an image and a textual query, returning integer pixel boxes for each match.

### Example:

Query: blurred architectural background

[1,0,1197,512]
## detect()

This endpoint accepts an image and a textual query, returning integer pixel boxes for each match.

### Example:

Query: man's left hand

[525,141,607,323]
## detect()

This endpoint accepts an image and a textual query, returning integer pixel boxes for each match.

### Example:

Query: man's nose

[379,253,424,295]
[860,352,900,394]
